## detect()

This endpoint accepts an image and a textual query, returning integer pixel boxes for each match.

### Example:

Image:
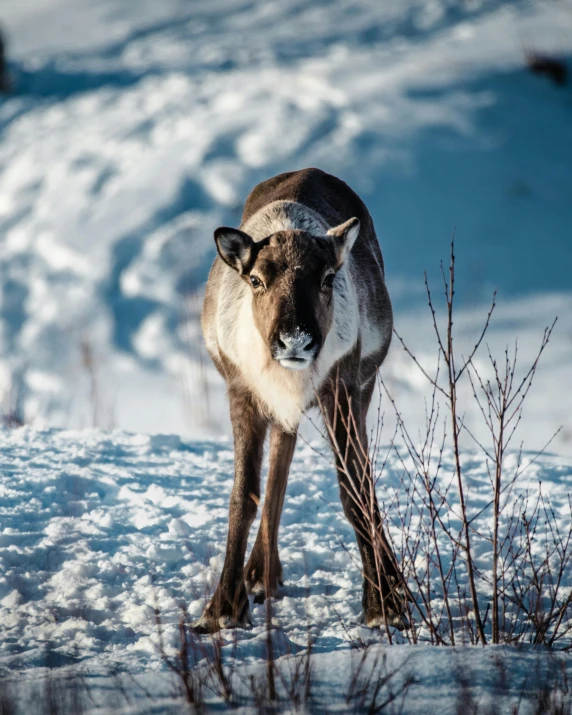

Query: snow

[0,0,571,710]
[0,0,571,452]
[0,428,570,711]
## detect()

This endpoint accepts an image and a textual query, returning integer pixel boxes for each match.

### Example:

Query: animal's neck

[241,200,329,241]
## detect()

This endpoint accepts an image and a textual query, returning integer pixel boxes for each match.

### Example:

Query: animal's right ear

[214,227,255,274]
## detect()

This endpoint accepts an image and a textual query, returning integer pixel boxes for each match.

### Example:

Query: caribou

[196,168,405,633]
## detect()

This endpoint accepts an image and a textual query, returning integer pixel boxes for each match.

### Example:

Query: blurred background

[0,0,571,451]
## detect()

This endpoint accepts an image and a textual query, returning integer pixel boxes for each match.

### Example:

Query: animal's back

[242,168,384,275]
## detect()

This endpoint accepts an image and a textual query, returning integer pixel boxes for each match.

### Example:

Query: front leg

[194,389,267,633]
[321,378,406,629]
[245,424,297,602]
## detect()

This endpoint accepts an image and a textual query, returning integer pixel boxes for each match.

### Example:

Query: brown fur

[195,169,402,633]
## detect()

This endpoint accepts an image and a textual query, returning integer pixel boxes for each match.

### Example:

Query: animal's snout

[272,330,318,370]
[276,332,315,352]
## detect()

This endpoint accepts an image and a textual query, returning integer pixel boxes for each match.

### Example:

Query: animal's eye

[250,275,263,289]
[322,272,335,290]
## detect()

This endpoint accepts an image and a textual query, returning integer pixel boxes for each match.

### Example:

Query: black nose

[273,332,318,356]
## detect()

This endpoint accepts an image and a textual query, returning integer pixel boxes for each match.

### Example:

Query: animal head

[214,218,359,371]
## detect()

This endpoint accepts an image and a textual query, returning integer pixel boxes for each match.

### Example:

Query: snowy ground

[0,428,570,711]
[0,1,571,712]
[0,0,571,451]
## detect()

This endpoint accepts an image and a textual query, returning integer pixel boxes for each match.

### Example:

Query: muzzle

[272,329,318,370]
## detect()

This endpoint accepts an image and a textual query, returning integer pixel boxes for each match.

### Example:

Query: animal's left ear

[326,217,360,268]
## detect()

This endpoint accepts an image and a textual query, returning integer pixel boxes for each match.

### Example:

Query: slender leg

[322,377,404,627]
[194,389,267,633]
[245,424,297,602]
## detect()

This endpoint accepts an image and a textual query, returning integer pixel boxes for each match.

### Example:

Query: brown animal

[196,168,404,633]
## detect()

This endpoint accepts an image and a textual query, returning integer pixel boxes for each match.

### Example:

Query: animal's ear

[214,227,255,274]
[326,217,360,268]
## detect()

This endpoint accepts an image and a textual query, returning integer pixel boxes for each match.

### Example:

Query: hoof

[362,609,410,631]
[253,589,265,605]
[246,578,283,604]
[191,611,252,635]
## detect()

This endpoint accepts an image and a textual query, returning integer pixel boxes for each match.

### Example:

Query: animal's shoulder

[242,168,384,273]
[242,169,364,224]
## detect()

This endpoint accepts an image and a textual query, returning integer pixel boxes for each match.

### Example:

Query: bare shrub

[346,647,415,714]
[276,628,314,711]
[80,339,115,430]
[379,239,571,647]
[316,238,569,648]
[454,651,571,715]
[154,592,317,712]
[0,383,24,428]
[0,668,91,715]
[153,603,207,710]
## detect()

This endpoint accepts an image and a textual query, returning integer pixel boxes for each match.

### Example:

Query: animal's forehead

[257,230,329,271]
